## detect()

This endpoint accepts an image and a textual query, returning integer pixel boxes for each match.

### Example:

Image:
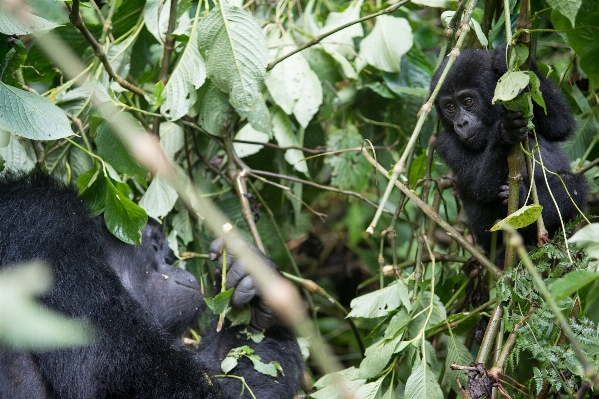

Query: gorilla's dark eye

[463,97,473,107]
[445,103,455,113]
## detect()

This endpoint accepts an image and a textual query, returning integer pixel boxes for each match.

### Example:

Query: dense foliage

[1,0,599,397]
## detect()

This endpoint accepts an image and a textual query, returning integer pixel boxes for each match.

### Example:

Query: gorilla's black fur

[430,47,587,251]
[0,170,302,399]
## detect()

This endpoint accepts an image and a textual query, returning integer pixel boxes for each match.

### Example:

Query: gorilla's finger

[231,276,258,307]
[208,238,223,261]
[225,261,248,290]
[250,302,276,331]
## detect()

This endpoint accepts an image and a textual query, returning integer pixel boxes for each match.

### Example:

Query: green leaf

[204,287,235,314]
[221,355,238,374]
[569,223,599,258]
[0,83,72,140]
[311,367,366,399]
[104,179,148,245]
[161,6,206,121]
[0,3,60,35]
[248,354,279,377]
[404,360,443,399]
[348,280,408,318]
[0,134,36,173]
[355,375,385,399]
[358,337,398,378]
[359,15,413,73]
[490,204,543,231]
[233,123,270,158]
[444,339,474,393]
[549,270,599,302]
[324,125,372,192]
[271,108,308,174]
[198,3,269,111]
[159,122,185,162]
[95,118,146,176]
[548,0,581,27]
[77,165,107,216]
[552,1,599,88]
[265,34,323,128]
[321,0,364,58]
[197,81,230,135]
[0,262,95,350]
[139,175,178,220]
[492,71,530,104]
[408,153,427,188]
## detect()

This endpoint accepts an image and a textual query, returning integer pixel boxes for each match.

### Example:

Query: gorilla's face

[105,221,204,335]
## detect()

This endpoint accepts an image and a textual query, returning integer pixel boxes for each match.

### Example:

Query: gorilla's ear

[492,45,508,77]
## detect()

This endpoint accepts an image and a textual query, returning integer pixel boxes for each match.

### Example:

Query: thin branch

[250,170,395,216]
[152,0,179,135]
[266,0,411,71]
[68,0,145,97]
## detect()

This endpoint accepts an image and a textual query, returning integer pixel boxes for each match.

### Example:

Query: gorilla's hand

[501,111,528,145]
[208,238,276,331]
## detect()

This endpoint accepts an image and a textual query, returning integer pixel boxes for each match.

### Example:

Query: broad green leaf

[0,83,72,140]
[444,339,474,393]
[77,165,107,216]
[144,0,190,42]
[408,153,427,188]
[569,223,599,258]
[359,16,413,73]
[205,288,234,314]
[325,125,371,192]
[271,108,308,174]
[221,355,238,374]
[355,375,385,399]
[159,122,185,162]
[552,0,599,88]
[548,0,581,27]
[0,134,36,173]
[411,0,446,6]
[233,123,270,158]
[492,71,530,104]
[405,360,443,399]
[95,119,146,176]
[549,270,599,302]
[139,175,178,220]
[348,280,408,318]
[490,204,543,231]
[311,367,366,399]
[197,81,230,136]
[0,262,95,350]
[248,355,280,377]
[241,97,271,134]
[161,6,206,121]
[104,179,148,245]
[266,35,323,128]
[198,3,269,111]
[172,210,193,245]
[359,337,398,378]
[321,0,364,58]
[0,3,60,35]
[384,309,410,339]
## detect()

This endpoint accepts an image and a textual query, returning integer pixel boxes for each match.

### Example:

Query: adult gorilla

[0,170,302,399]
[430,46,587,252]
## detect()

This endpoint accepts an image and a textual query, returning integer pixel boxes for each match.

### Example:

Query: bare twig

[68,0,145,97]
[267,0,411,71]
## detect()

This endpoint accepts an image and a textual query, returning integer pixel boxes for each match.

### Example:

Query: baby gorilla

[430,46,587,253]
[0,170,302,399]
